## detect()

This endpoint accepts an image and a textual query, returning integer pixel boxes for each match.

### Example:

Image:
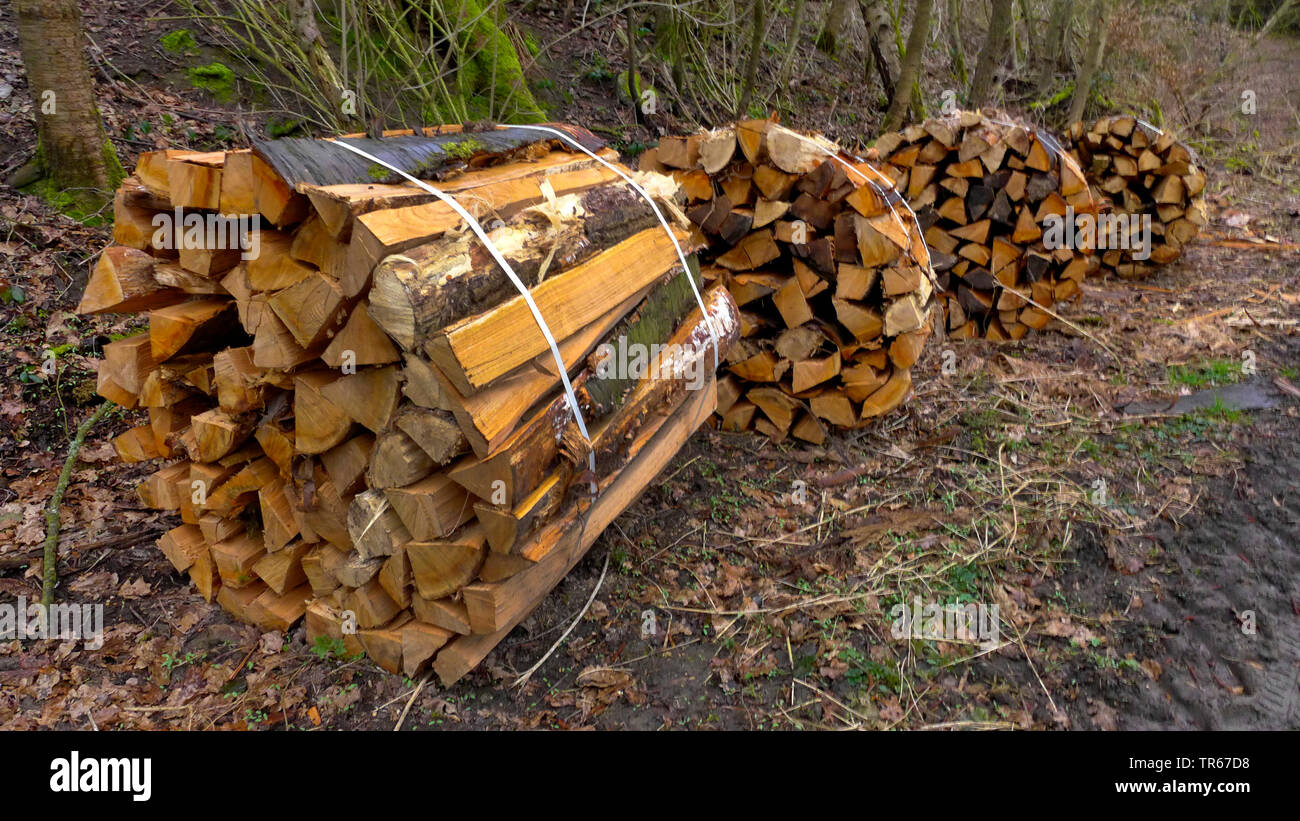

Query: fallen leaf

[258,632,284,655]
[118,578,151,599]
[67,571,118,598]
[1089,700,1119,730]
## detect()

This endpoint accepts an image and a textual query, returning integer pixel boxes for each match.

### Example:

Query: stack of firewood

[1064,116,1208,279]
[871,110,1099,339]
[83,125,738,683]
[642,120,937,443]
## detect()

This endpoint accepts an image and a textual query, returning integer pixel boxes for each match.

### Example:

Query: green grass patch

[1167,358,1243,388]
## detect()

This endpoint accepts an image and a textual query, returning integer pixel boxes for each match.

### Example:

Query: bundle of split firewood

[872,110,1098,339]
[1064,115,1208,279]
[642,120,937,443]
[83,124,739,684]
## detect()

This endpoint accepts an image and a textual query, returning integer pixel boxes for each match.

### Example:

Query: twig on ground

[42,401,113,608]
[513,551,610,688]
[393,672,430,731]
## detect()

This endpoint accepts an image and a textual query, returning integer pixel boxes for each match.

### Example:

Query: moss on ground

[186,62,236,102]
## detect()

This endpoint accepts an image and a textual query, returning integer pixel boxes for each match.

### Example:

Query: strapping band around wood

[324,137,600,494]
[506,123,722,373]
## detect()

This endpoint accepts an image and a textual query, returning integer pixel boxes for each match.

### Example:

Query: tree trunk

[737,0,766,118]
[1017,0,1036,62]
[1259,0,1300,37]
[869,29,895,105]
[881,0,933,131]
[289,0,349,127]
[817,0,854,55]
[1035,0,1072,91]
[968,0,1013,107]
[777,0,809,90]
[1066,0,1108,124]
[946,0,967,86]
[856,0,890,100]
[13,0,120,209]
[655,5,687,92]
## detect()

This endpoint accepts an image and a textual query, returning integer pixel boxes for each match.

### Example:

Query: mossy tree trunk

[1035,0,1072,92]
[654,5,687,93]
[290,0,352,128]
[817,0,854,55]
[882,0,933,131]
[946,0,967,86]
[736,0,765,118]
[442,0,545,122]
[14,0,121,210]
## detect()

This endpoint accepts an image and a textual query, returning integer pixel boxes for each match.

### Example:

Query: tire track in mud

[1120,420,1299,729]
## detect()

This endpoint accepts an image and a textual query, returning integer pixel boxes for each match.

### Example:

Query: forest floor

[0,3,1296,730]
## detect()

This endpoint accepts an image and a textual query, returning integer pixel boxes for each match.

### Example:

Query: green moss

[441,136,487,159]
[444,0,545,122]
[103,139,127,189]
[367,163,388,181]
[266,116,302,138]
[187,62,236,102]
[160,29,198,54]
[1028,81,1074,112]
[615,70,648,100]
[20,136,123,223]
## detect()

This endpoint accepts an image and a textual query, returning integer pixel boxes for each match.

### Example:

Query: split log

[426,227,694,394]
[367,184,658,350]
[79,246,183,314]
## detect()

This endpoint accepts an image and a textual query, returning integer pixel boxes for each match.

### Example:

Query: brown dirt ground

[0,3,1296,730]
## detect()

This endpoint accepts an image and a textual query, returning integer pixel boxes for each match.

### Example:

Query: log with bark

[645,119,938,442]
[871,109,1099,339]
[83,124,736,684]
[1063,115,1208,279]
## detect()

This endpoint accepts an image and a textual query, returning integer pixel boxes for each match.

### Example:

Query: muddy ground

[0,3,1296,730]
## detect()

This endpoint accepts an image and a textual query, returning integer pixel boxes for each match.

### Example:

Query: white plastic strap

[325,138,598,494]
[504,123,721,372]
[1134,117,1203,166]
[1135,118,1161,138]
